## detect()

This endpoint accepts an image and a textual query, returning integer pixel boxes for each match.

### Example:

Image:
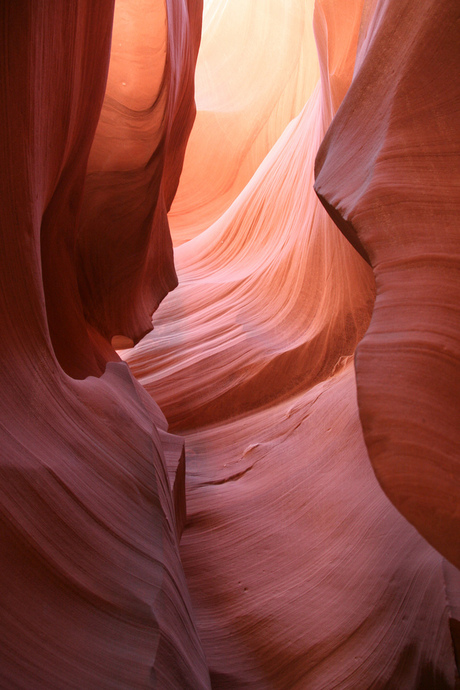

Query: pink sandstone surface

[315,0,460,571]
[0,0,459,688]
[0,2,210,688]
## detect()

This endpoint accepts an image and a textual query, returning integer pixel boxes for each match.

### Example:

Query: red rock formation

[123,0,459,686]
[76,0,203,349]
[181,365,457,688]
[1,0,459,687]
[315,0,460,570]
[124,0,375,430]
[0,2,209,688]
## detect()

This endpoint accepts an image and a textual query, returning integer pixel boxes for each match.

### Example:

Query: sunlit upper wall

[168,0,320,244]
[87,0,168,173]
[107,0,166,111]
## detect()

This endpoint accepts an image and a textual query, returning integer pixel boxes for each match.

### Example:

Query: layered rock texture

[0,2,210,688]
[124,0,460,686]
[0,0,459,689]
[315,0,460,572]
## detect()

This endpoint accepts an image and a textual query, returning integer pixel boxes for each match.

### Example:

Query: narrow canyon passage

[0,0,459,688]
[122,1,460,686]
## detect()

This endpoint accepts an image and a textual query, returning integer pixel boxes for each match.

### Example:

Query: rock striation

[123,0,460,687]
[0,2,210,688]
[1,0,459,688]
[315,0,460,570]
[168,0,321,244]
[124,0,375,431]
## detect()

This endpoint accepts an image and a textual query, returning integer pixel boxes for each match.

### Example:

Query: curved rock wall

[1,0,459,687]
[0,2,209,688]
[123,0,459,687]
[315,0,460,570]
[76,0,203,348]
[168,0,321,244]
[124,0,375,430]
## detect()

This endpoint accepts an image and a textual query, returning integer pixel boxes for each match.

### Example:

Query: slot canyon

[0,0,459,687]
